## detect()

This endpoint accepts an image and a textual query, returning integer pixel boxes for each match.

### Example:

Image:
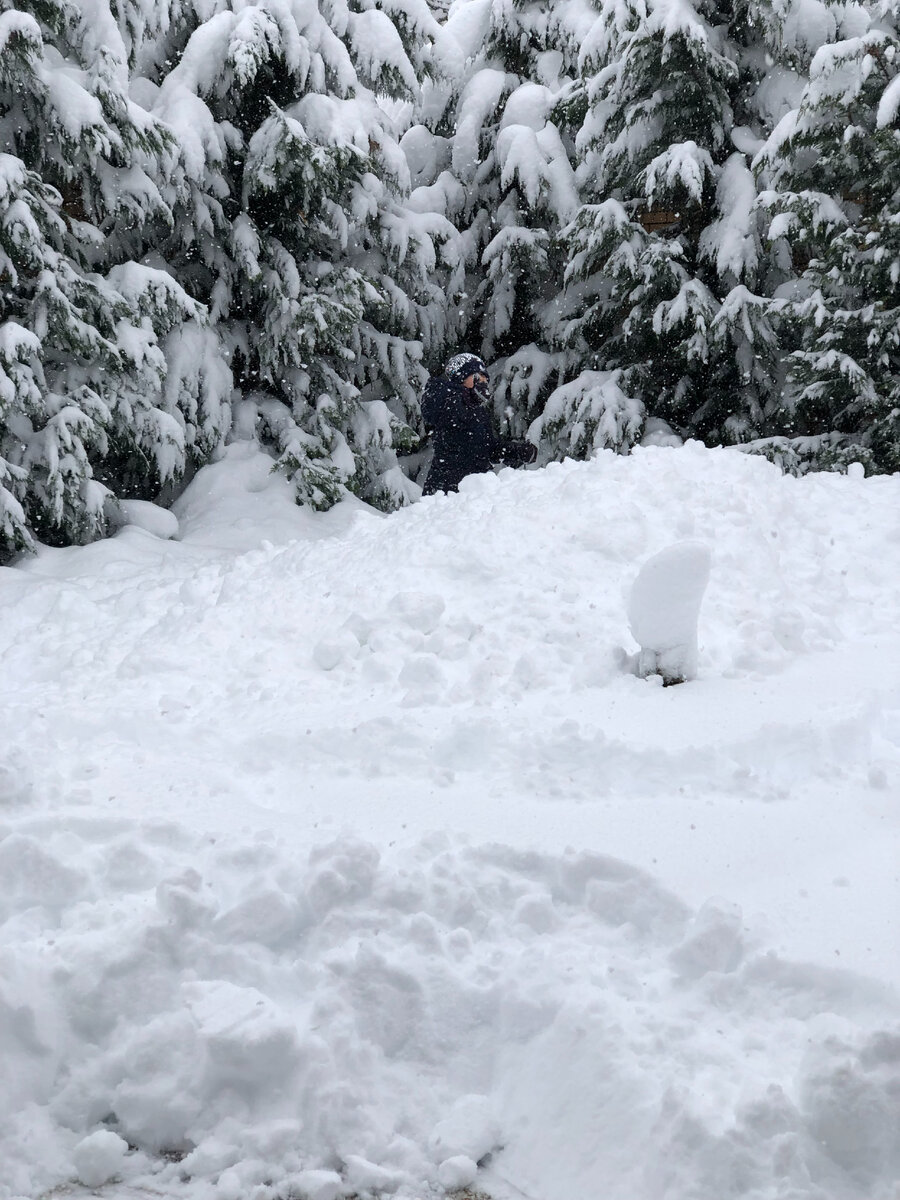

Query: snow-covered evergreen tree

[557,0,789,451]
[146,0,449,509]
[758,17,900,473]
[0,0,231,558]
[554,0,886,461]
[415,0,589,448]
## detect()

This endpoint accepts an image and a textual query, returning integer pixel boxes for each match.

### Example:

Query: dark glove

[503,440,537,467]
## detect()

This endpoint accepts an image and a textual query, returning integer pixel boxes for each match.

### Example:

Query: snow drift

[1,441,898,1200]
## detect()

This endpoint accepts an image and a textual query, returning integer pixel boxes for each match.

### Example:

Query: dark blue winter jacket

[420,376,534,495]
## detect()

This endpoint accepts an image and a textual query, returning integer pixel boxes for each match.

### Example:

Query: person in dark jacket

[420,353,537,496]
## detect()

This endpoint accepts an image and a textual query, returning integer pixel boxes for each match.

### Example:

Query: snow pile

[1,441,899,1200]
[4,825,899,1200]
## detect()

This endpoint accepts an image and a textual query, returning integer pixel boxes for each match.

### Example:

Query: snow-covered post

[627,542,711,685]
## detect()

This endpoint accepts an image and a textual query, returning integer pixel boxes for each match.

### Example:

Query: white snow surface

[2,441,900,1200]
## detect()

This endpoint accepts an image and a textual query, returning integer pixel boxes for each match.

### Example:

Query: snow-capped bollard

[627,541,711,685]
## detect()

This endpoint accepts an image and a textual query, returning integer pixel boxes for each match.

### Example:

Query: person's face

[463,371,489,390]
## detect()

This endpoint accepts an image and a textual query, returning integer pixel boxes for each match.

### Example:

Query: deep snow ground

[1,442,899,1200]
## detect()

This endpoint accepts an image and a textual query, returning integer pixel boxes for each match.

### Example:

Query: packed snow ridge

[1,442,899,1200]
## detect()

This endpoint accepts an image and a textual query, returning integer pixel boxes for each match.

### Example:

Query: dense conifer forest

[1,0,898,555]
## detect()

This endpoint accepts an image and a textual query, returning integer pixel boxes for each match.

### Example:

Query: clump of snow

[640,416,683,448]
[118,499,179,539]
[439,1155,479,1188]
[287,1169,342,1200]
[428,1093,500,1162]
[669,896,746,978]
[1,443,899,1200]
[72,1130,129,1187]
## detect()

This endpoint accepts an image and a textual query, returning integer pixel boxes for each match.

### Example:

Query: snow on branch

[452,68,515,181]
[699,154,758,281]
[651,279,717,344]
[0,10,42,63]
[531,369,643,458]
[758,189,848,240]
[435,0,493,75]
[876,72,900,129]
[640,141,715,207]
[348,9,418,98]
[497,123,578,218]
[648,0,712,45]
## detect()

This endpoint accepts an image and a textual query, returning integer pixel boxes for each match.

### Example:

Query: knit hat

[444,352,488,384]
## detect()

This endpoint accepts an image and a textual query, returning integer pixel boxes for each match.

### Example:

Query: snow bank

[1,441,899,1200]
[3,824,899,1200]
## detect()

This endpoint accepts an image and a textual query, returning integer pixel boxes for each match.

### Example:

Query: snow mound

[1,441,899,1200]
[119,499,180,539]
[3,824,899,1200]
